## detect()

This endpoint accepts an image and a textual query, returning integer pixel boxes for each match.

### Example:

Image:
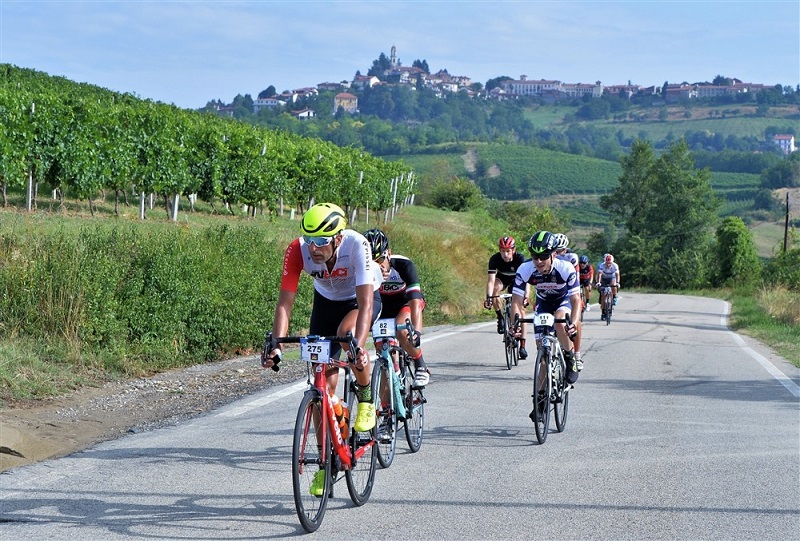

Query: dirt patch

[0,356,307,472]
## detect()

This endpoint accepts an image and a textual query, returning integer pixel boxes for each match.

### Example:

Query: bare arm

[354,283,374,349]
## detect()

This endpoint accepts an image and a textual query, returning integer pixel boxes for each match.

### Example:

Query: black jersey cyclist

[484,236,530,359]
[363,228,430,386]
[510,231,581,406]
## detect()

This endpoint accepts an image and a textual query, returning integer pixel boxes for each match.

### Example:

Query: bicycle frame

[272,334,368,470]
[598,284,613,324]
[372,318,412,420]
[265,331,378,532]
[518,312,571,444]
[490,293,519,369]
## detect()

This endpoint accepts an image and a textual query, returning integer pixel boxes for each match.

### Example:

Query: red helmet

[498,236,515,250]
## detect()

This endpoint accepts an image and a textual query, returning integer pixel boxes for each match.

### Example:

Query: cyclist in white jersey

[262,203,382,437]
[553,233,584,370]
[512,231,581,423]
[511,231,581,380]
[596,253,621,320]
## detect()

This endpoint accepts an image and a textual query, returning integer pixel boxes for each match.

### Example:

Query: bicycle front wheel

[403,360,425,452]
[345,391,377,506]
[512,336,519,366]
[605,296,613,325]
[292,391,330,533]
[504,330,514,370]
[373,358,397,468]
[532,348,551,444]
[553,355,570,433]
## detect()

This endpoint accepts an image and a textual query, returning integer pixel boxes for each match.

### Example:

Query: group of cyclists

[484,231,622,384]
[260,201,621,494]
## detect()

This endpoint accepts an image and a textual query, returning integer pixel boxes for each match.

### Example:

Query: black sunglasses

[531,252,552,261]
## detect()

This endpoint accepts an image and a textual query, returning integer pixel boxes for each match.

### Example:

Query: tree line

[0,64,413,219]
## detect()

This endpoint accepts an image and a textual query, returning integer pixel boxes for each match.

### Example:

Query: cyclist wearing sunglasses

[363,228,430,387]
[510,230,581,393]
[262,203,382,433]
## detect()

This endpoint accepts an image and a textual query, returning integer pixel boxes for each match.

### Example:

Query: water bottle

[331,394,348,440]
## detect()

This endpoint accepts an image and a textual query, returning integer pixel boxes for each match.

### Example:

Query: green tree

[714,216,761,287]
[602,139,721,288]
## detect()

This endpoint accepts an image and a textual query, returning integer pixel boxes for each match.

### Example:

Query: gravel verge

[0,355,307,473]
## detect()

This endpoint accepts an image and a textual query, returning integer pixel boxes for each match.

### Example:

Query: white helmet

[553,233,569,251]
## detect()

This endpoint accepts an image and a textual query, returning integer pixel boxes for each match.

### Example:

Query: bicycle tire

[553,354,569,432]
[504,329,513,370]
[345,390,377,506]
[373,359,397,469]
[605,294,613,326]
[292,391,330,533]
[403,359,425,452]
[579,290,586,322]
[532,348,551,444]
[512,337,519,366]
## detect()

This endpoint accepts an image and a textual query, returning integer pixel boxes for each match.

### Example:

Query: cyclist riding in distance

[363,228,431,387]
[553,233,584,370]
[262,203,382,436]
[484,236,530,359]
[578,255,594,312]
[597,253,621,321]
[510,231,581,398]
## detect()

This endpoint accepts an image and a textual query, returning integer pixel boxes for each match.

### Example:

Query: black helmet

[528,231,556,256]
[363,228,390,260]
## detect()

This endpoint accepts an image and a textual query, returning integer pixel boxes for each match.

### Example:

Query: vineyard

[0,65,413,220]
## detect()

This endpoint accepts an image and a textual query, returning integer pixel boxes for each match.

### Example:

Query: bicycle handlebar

[262,331,359,372]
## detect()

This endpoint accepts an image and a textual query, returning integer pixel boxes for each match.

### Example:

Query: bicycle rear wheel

[532,348,551,444]
[373,359,397,468]
[403,360,425,452]
[504,329,514,370]
[292,391,330,533]
[345,391,377,506]
[553,355,569,432]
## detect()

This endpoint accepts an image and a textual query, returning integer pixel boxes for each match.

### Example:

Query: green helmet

[527,231,556,256]
[301,203,346,237]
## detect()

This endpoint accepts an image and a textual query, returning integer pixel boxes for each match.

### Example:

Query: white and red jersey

[279,229,380,301]
[597,261,619,281]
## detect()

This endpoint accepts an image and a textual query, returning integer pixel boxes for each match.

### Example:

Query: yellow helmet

[301,203,346,237]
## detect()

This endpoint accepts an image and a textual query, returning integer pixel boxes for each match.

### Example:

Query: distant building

[253,97,285,113]
[290,108,315,120]
[351,75,380,90]
[317,81,347,92]
[334,92,358,114]
[773,134,796,155]
[499,75,603,101]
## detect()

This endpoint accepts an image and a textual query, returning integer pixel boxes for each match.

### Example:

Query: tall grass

[730,285,800,367]
[0,205,490,403]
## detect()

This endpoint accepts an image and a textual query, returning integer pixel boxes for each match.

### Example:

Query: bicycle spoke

[532,348,551,444]
[374,359,397,468]
[345,392,377,505]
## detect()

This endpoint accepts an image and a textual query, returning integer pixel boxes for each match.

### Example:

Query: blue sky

[1,1,797,109]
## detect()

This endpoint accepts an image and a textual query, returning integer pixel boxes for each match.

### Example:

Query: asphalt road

[1,293,798,540]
